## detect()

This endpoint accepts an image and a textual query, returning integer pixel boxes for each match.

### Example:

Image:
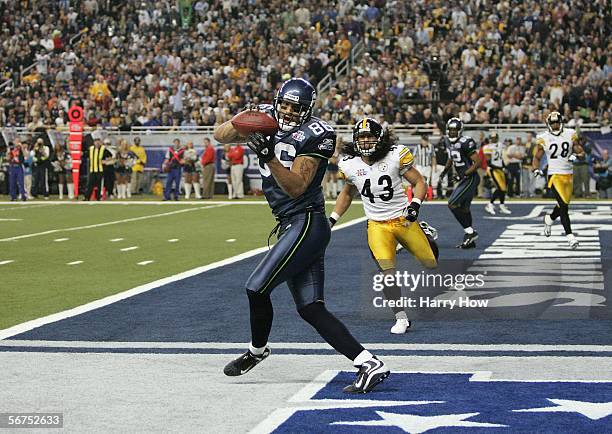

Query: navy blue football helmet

[273,78,316,132]
[446,117,463,143]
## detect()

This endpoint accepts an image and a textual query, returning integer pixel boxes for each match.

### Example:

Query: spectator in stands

[506,138,526,198]
[227,143,245,199]
[201,138,216,199]
[163,138,184,201]
[593,149,611,198]
[130,137,147,195]
[31,138,50,199]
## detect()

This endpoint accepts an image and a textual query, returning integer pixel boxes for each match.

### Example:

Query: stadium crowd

[0,0,609,130]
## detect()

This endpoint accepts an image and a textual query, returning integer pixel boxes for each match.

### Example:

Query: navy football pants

[246,210,329,309]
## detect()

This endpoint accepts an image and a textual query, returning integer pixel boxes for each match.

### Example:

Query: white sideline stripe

[1,340,611,352]
[120,246,139,252]
[67,261,83,266]
[0,260,14,265]
[0,204,228,242]
[0,216,367,340]
[109,238,124,242]
[137,260,154,266]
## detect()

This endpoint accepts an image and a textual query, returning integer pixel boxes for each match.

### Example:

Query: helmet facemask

[274,97,313,132]
[355,132,378,157]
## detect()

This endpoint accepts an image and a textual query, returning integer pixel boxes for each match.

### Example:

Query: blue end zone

[6,204,612,346]
[274,372,612,433]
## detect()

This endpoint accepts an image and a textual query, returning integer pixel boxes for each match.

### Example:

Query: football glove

[403,202,420,222]
[246,132,275,163]
[532,168,544,177]
[568,154,578,163]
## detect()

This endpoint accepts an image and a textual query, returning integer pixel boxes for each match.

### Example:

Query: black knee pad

[298,301,326,324]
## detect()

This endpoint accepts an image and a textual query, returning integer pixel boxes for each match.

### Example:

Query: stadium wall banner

[68,106,84,196]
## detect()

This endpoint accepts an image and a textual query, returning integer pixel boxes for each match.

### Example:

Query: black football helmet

[446,117,463,143]
[353,117,384,157]
[273,78,316,132]
[546,111,563,135]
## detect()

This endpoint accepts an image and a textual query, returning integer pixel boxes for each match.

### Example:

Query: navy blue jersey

[256,108,335,217]
[442,135,478,177]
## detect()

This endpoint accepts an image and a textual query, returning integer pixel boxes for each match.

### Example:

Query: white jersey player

[532,111,585,248]
[483,132,511,215]
[330,117,439,334]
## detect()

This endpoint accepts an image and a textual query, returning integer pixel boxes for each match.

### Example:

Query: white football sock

[67,183,74,199]
[58,183,64,199]
[464,227,474,234]
[353,349,374,367]
[228,184,233,199]
[185,183,192,199]
[249,343,266,356]
[193,183,201,199]
[126,184,131,198]
[395,311,408,320]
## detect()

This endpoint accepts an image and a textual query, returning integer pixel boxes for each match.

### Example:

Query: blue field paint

[8,204,612,345]
[274,372,612,433]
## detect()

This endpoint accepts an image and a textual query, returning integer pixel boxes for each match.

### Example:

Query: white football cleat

[498,204,511,214]
[485,203,496,215]
[390,318,411,334]
[543,214,553,237]
[567,234,579,250]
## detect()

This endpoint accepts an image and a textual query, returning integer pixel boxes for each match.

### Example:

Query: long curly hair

[341,128,398,163]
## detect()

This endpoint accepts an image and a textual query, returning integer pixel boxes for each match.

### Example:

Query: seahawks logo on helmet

[273,78,316,132]
[446,117,463,143]
[546,111,564,136]
[352,117,384,157]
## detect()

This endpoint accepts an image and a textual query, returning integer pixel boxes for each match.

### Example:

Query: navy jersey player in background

[214,78,390,393]
[439,118,482,248]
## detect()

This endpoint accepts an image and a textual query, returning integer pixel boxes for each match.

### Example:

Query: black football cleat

[343,357,390,394]
[457,231,478,248]
[223,347,270,376]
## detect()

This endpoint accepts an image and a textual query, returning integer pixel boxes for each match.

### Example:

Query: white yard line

[67,261,83,266]
[0,204,228,242]
[109,238,124,242]
[0,216,367,340]
[0,203,60,212]
[167,239,179,243]
[1,340,610,352]
[137,261,154,266]
[53,238,69,242]
[0,218,22,222]
[0,260,14,265]
[120,246,139,252]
